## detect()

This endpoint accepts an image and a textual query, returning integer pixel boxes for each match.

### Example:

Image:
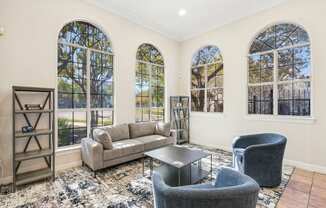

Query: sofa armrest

[81,138,103,171]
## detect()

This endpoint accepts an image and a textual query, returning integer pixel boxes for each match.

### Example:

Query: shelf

[16,168,52,186]
[13,86,54,92]
[15,149,52,161]
[15,129,53,138]
[170,97,189,146]
[12,86,55,191]
[16,109,54,114]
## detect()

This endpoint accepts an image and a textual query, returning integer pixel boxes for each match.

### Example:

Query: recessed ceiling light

[178,9,187,16]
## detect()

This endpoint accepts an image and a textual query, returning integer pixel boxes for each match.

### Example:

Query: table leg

[142,157,145,176]
[210,154,213,181]
[189,164,192,184]
[178,168,181,186]
[150,158,153,177]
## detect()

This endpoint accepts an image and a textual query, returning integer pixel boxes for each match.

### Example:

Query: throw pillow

[93,128,113,150]
[155,122,171,137]
[129,122,156,138]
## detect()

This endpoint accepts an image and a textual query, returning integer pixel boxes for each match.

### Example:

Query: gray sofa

[81,122,175,173]
[232,133,287,187]
[152,167,260,208]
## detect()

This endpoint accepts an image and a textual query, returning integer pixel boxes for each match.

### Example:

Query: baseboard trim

[56,160,82,171]
[0,161,83,185]
[190,141,231,152]
[0,176,13,185]
[284,159,326,174]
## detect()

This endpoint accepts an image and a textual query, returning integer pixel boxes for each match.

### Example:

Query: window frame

[190,46,224,113]
[190,61,224,113]
[135,59,165,122]
[246,23,314,120]
[57,28,114,149]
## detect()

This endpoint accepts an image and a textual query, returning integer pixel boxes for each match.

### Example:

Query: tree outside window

[191,46,224,113]
[57,21,114,147]
[136,44,165,122]
[248,23,311,116]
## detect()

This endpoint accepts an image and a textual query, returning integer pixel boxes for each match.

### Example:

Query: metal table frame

[143,153,213,186]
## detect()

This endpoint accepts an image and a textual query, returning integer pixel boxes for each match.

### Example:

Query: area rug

[0,144,293,208]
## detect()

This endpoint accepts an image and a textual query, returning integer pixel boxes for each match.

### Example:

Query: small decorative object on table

[24,104,42,110]
[21,126,33,133]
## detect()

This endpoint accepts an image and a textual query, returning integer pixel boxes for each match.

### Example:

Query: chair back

[152,167,259,208]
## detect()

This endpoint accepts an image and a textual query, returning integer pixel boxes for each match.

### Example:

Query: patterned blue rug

[0,144,293,208]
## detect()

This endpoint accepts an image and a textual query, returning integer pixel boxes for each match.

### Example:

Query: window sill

[244,115,316,124]
[190,112,225,118]
[56,144,81,155]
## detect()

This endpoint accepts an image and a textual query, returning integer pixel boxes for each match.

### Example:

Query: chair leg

[93,170,97,178]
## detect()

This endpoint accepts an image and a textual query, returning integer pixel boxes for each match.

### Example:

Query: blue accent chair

[152,167,259,208]
[232,133,287,187]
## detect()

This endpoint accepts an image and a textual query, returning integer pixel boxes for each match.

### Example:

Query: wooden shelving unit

[12,86,55,191]
[16,109,54,114]
[16,168,52,186]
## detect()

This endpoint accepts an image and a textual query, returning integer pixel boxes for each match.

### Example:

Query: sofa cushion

[155,122,171,137]
[134,135,169,151]
[99,123,130,142]
[93,128,113,150]
[129,122,156,138]
[103,139,144,161]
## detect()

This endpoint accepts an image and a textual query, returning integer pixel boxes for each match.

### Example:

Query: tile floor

[277,168,326,208]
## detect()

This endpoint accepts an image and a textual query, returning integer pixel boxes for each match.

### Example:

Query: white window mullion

[111,54,115,124]
[148,63,152,120]
[138,60,164,68]
[58,41,114,56]
[58,21,115,148]
[273,50,278,115]
[248,24,311,117]
[204,65,208,112]
[191,61,222,69]
[248,42,310,57]
[248,82,275,87]
[191,61,222,113]
[86,49,91,136]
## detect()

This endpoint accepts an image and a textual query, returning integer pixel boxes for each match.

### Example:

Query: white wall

[0,0,180,183]
[179,0,326,173]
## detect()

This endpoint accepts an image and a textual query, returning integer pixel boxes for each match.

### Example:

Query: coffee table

[143,146,212,186]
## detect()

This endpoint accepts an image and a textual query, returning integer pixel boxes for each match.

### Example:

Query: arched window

[57,21,114,147]
[248,23,311,116]
[191,46,224,112]
[136,43,165,122]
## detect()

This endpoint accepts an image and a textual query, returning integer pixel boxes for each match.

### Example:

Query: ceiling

[82,0,287,41]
